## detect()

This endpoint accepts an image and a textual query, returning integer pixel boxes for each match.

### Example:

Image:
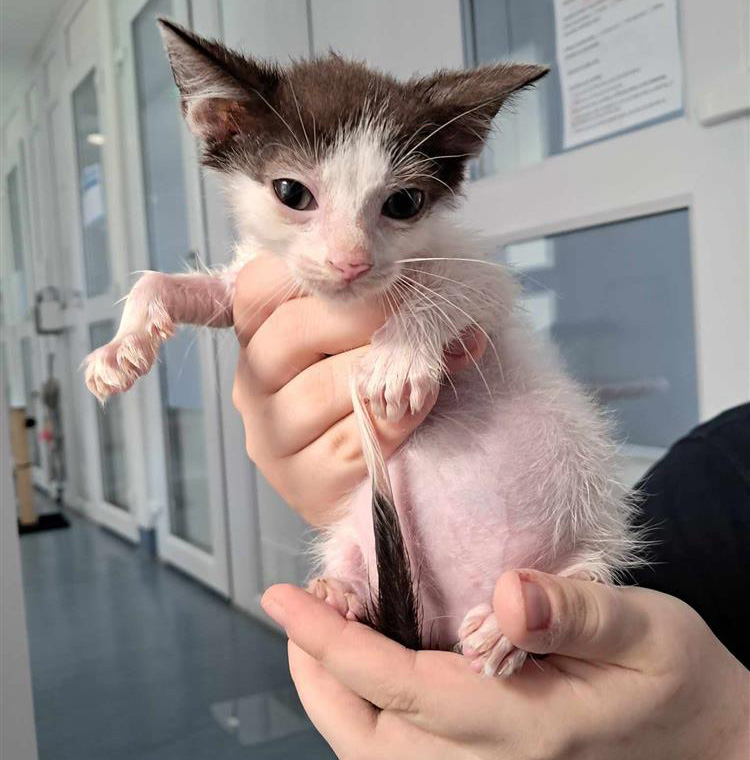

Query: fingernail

[521,579,551,631]
[261,594,287,628]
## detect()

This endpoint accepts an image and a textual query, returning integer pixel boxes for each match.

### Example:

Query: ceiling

[1,0,69,117]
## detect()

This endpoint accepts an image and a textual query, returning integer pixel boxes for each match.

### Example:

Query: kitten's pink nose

[327,253,372,282]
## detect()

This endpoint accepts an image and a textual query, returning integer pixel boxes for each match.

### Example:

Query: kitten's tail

[351,381,422,650]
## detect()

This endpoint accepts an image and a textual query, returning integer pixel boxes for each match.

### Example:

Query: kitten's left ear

[413,63,549,155]
[157,17,280,143]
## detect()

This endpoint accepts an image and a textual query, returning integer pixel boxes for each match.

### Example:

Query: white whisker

[402,275,492,398]
[399,273,504,384]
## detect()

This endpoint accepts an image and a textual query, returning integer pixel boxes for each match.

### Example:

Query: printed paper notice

[554,0,683,149]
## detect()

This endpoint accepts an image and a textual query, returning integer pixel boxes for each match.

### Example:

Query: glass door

[132,0,211,551]
[67,63,139,540]
[117,0,229,593]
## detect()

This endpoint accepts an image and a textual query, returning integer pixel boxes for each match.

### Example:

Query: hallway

[19,503,334,760]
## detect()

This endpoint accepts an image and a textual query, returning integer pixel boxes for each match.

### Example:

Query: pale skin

[233,257,750,760]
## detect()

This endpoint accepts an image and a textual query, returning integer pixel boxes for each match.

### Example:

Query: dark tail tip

[361,489,422,651]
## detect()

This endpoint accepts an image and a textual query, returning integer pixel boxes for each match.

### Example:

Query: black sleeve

[629,403,750,668]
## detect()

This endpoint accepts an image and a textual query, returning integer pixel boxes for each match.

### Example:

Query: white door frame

[462,0,750,478]
[49,0,141,542]
[114,0,231,594]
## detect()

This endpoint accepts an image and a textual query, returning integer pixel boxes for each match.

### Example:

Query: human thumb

[493,569,653,668]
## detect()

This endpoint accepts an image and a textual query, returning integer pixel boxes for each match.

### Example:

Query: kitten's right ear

[157,18,279,143]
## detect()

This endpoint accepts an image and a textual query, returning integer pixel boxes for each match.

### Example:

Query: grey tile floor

[19,504,335,760]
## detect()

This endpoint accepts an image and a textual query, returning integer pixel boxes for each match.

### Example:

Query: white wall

[310,0,464,73]
[0,376,38,760]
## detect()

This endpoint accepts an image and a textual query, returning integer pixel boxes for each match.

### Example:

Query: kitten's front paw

[84,332,161,402]
[356,345,440,422]
[308,577,364,621]
[458,603,528,678]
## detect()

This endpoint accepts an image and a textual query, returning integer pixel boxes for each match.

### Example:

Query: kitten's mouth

[293,266,398,302]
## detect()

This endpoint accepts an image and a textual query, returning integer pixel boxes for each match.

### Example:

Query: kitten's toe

[355,347,439,422]
[458,605,528,678]
[458,603,493,640]
[84,333,159,401]
[406,367,438,417]
[496,647,528,678]
[383,380,410,422]
[308,577,363,621]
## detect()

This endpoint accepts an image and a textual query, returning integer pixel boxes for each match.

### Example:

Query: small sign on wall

[554,0,683,149]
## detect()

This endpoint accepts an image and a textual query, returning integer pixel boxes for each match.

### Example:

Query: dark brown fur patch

[159,18,548,206]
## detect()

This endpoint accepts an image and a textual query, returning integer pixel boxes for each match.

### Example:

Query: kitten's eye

[273,179,316,210]
[382,188,425,220]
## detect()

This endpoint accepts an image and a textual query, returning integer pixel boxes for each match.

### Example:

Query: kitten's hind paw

[84,332,161,402]
[308,577,364,621]
[458,603,528,678]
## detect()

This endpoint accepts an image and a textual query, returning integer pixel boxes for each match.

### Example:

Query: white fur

[84,116,639,681]
[227,122,440,300]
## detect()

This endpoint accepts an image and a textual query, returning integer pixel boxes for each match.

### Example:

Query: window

[72,70,112,298]
[133,0,212,551]
[89,320,129,508]
[462,0,684,176]
[499,209,698,449]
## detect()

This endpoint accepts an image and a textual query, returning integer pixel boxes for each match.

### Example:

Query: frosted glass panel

[89,321,129,509]
[500,209,698,448]
[133,0,212,551]
[72,70,112,297]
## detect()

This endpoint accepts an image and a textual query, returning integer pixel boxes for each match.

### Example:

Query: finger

[278,387,440,514]
[264,585,540,742]
[256,325,482,457]
[237,343,424,467]
[288,641,378,757]
[245,296,386,394]
[233,255,300,345]
[263,584,431,714]
[262,347,369,456]
[493,570,656,669]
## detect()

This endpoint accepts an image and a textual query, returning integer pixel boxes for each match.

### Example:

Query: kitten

[85,19,638,677]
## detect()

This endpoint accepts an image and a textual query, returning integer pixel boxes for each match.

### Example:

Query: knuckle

[649,597,709,675]
[325,426,363,468]
[559,584,598,644]
[376,651,420,714]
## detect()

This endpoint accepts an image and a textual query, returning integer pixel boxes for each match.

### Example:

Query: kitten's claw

[308,577,364,621]
[83,332,162,402]
[458,603,528,678]
[356,345,440,422]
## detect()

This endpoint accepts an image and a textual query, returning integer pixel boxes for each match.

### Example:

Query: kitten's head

[159,19,547,300]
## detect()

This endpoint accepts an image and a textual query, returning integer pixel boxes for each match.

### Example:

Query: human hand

[231,256,485,525]
[261,572,749,760]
